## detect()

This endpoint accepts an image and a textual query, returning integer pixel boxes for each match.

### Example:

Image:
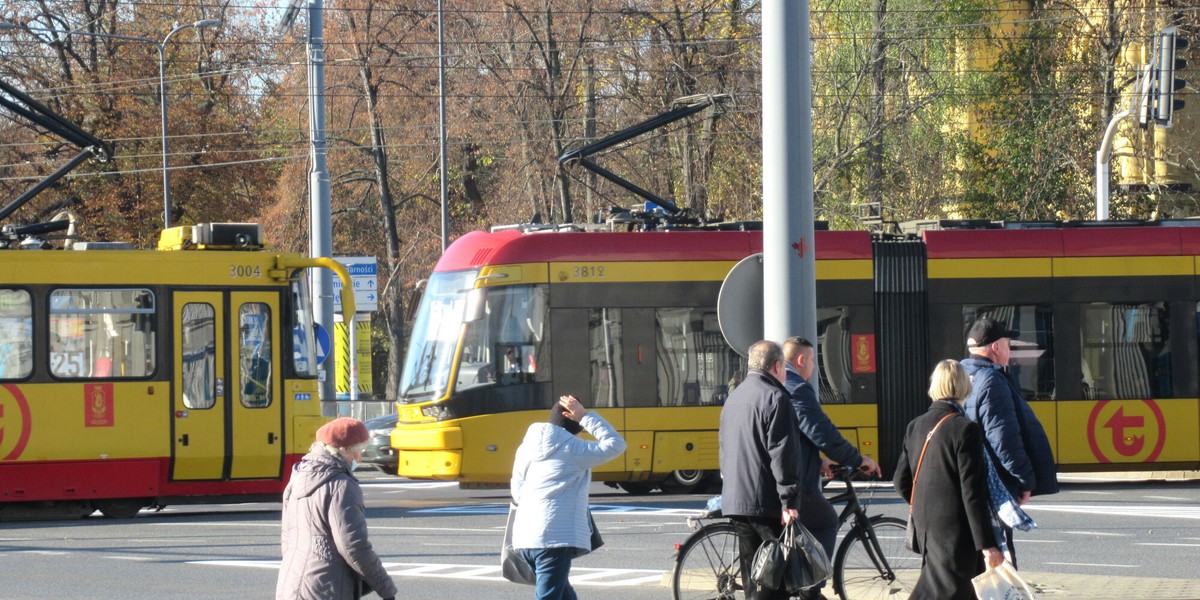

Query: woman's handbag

[905,413,957,553]
[500,504,536,585]
[588,509,604,550]
[972,561,1038,600]
[750,534,787,590]
[782,521,831,593]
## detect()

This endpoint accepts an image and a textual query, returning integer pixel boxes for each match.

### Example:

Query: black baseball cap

[966,317,1019,348]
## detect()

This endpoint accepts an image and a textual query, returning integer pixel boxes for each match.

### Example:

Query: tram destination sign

[333,256,379,313]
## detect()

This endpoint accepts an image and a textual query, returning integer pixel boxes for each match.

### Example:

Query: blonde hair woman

[893,360,1003,599]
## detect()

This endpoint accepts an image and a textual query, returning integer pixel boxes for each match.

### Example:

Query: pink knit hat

[315,417,370,448]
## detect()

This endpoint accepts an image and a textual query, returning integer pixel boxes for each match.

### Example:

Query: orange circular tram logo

[1086,399,1166,463]
[0,384,33,460]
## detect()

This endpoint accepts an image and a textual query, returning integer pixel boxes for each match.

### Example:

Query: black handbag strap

[909,413,956,515]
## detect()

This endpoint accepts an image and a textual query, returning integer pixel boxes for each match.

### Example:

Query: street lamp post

[157,20,221,228]
[0,20,221,228]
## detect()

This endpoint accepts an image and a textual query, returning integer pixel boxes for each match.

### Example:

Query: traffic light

[1153,26,1188,127]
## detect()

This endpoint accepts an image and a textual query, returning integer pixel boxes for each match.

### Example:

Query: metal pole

[437,0,449,252]
[348,314,360,401]
[156,42,171,228]
[1094,109,1132,221]
[762,0,817,394]
[305,0,336,403]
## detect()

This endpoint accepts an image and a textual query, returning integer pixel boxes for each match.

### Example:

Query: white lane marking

[1134,543,1200,548]
[1044,562,1136,568]
[1143,495,1188,501]
[189,559,667,587]
[105,556,155,561]
[1060,531,1131,537]
[360,482,459,490]
[408,503,704,517]
[1025,504,1200,520]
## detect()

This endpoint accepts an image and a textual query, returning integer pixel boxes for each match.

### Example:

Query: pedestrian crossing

[189,559,667,587]
[1025,503,1200,520]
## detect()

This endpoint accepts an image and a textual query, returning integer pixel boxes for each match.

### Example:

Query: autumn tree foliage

[4,0,1197,397]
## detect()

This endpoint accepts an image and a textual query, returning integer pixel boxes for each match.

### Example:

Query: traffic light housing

[1153,27,1188,127]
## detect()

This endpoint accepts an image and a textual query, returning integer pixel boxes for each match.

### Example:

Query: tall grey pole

[437,0,449,251]
[762,0,817,394]
[305,0,335,403]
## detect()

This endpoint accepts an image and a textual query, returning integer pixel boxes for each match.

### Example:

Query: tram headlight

[421,405,451,420]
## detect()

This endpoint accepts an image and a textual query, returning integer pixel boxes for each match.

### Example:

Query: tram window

[1081,302,1171,399]
[0,289,32,379]
[290,278,319,378]
[589,308,624,408]
[815,306,853,404]
[49,289,156,379]
[181,303,217,409]
[964,305,1055,401]
[656,308,741,407]
[457,285,548,389]
[239,303,273,408]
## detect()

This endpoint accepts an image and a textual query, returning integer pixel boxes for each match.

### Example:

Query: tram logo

[1086,399,1166,463]
[85,383,114,428]
[851,334,876,373]
[0,384,32,460]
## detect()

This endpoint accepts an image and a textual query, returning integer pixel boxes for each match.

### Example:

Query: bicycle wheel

[672,521,744,600]
[832,516,920,600]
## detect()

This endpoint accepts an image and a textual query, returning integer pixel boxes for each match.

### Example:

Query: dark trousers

[732,516,791,600]
[798,490,839,560]
[797,490,839,598]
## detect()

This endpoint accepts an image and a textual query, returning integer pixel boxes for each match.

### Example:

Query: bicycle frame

[827,470,902,583]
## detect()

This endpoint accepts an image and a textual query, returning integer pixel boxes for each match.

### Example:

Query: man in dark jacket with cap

[276,417,397,600]
[961,317,1058,567]
[719,340,803,600]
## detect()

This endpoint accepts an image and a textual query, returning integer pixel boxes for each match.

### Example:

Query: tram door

[229,292,283,479]
[172,292,226,480]
[171,291,284,480]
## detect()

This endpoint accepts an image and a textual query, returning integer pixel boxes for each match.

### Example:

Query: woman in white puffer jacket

[511,395,626,600]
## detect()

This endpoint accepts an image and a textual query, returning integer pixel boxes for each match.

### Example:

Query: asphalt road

[1,472,1198,599]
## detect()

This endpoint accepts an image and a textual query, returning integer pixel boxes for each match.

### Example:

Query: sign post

[333,257,378,401]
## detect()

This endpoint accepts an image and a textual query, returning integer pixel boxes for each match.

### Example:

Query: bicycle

[671,466,919,600]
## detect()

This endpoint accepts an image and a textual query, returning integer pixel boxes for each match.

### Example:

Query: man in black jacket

[719,340,803,600]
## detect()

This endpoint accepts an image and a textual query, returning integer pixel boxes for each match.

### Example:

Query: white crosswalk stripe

[407,503,704,516]
[189,559,667,587]
[1025,504,1200,520]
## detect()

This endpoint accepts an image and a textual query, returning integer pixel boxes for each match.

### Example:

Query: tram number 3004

[229,265,263,278]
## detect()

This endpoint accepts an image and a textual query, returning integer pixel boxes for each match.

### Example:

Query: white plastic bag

[972,561,1037,600]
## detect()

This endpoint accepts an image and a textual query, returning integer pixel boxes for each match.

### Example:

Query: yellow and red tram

[392,220,1200,493]
[0,223,353,518]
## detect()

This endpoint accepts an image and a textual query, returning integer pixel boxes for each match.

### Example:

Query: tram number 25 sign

[1086,399,1167,463]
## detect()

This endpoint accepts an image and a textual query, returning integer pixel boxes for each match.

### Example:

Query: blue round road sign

[315,323,331,365]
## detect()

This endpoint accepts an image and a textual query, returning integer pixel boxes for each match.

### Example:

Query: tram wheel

[659,469,706,494]
[94,498,148,519]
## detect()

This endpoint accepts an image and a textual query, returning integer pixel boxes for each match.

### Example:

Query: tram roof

[434,228,874,272]
[923,224,1200,259]
[435,220,1200,272]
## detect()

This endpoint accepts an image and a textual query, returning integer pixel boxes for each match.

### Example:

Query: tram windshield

[400,271,549,402]
[290,275,320,378]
